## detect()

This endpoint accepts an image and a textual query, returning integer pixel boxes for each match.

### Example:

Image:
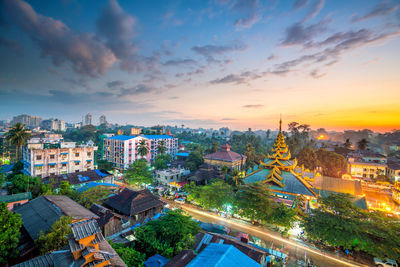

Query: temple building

[244,120,317,210]
[204,144,246,171]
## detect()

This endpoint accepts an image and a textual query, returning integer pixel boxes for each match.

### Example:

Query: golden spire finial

[279,114,282,132]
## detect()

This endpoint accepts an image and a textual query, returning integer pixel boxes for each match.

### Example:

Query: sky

[0,0,399,132]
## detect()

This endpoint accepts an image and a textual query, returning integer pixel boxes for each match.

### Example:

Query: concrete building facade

[23,141,97,178]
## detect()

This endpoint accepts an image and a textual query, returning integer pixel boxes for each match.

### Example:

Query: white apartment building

[154,168,190,186]
[23,141,97,178]
[103,135,178,170]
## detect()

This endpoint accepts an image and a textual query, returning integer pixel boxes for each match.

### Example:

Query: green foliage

[133,210,200,259]
[357,138,368,150]
[5,123,31,161]
[244,143,265,169]
[187,180,234,211]
[286,122,314,157]
[0,202,22,263]
[235,183,274,222]
[297,147,318,170]
[302,193,400,260]
[8,161,24,179]
[125,159,152,185]
[110,242,146,267]
[269,202,297,228]
[186,151,204,172]
[153,154,172,170]
[74,186,112,209]
[63,125,101,144]
[157,140,167,155]
[316,149,346,177]
[137,139,149,158]
[8,174,52,198]
[35,216,72,255]
[97,159,114,171]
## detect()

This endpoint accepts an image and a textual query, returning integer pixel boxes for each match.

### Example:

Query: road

[166,201,370,267]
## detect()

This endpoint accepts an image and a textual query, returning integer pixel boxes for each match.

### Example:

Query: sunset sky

[0,0,399,131]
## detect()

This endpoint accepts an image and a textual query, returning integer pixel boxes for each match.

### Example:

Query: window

[75,162,80,166]
[50,165,55,168]
[75,170,79,173]
[50,154,55,159]
[36,155,42,160]
[369,174,374,178]
[62,164,67,167]
[87,152,91,157]
[75,153,80,157]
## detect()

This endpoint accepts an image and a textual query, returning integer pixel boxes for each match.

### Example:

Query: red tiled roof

[204,150,246,162]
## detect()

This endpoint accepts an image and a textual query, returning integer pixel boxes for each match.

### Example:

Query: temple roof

[204,144,246,163]
[244,120,317,197]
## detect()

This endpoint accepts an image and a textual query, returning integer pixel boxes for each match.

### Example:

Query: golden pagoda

[244,119,317,206]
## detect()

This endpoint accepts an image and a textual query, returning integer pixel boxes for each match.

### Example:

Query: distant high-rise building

[99,115,107,125]
[12,114,42,128]
[84,113,92,126]
[41,119,66,132]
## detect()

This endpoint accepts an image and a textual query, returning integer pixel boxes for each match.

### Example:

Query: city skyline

[0,0,399,131]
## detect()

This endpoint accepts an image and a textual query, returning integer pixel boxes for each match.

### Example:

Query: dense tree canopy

[153,154,172,170]
[0,202,22,263]
[302,194,400,260]
[186,151,204,172]
[125,159,153,185]
[110,242,146,267]
[133,210,200,259]
[8,174,52,198]
[297,147,318,170]
[316,149,346,177]
[35,216,72,255]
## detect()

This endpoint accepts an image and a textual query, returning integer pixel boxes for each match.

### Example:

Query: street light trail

[179,204,367,267]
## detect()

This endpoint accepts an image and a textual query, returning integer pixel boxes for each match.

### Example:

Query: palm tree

[357,138,368,150]
[5,123,30,161]
[137,139,149,159]
[157,140,167,155]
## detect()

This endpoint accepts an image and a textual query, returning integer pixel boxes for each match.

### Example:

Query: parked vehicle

[374,258,398,267]
[174,198,185,204]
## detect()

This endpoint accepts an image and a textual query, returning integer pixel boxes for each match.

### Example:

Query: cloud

[175,73,184,78]
[221,118,237,121]
[243,104,264,108]
[192,42,247,63]
[107,80,125,88]
[162,58,197,66]
[210,70,261,84]
[186,68,205,76]
[168,96,179,100]
[309,69,325,78]
[302,0,324,22]
[3,0,116,76]
[210,74,246,84]
[292,0,310,11]
[0,37,21,52]
[274,28,400,74]
[281,19,329,46]
[118,84,157,96]
[352,1,399,22]
[218,0,261,29]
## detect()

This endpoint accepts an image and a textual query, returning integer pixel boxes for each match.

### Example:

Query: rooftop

[187,243,261,267]
[0,192,32,203]
[43,169,112,187]
[108,135,137,141]
[310,176,363,196]
[104,188,164,216]
[204,144,246,163]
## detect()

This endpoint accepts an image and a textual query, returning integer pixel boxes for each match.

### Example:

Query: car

[174,198,185,204]
[374,257,398,267]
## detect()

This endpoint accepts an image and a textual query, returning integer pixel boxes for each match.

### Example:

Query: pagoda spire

[279,114,282,133]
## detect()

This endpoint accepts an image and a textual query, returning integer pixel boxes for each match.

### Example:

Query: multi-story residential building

[12,114,42,128]
[347,151,387,179]
[387,158,400,182]
[130,127,142,135]
[103,135,178,169]
[23,140,97,178]
[84,113,92,126]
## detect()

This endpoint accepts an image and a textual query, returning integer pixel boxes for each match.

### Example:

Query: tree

[188,180,234,211]
[270,202,297,228]
[343,138,352,149]
[0,202,22,263]
[5,123,30,161]
[74,186,112,209]
[157,140,167,155]
[137,139,149,159]
[316,149,346,177]
[186,151,204,172]
[153,154,172,170]
[133,210,200,258]
[235,182,274,223]
[97,159,114,171]
[357,138,368,150]
[211,141,219,153]
[35,216,72,255]
[125,159,152,185]
[110,242,146,267]
[8,174,51,198]
[297,147,317,170]
[302,193,400,260]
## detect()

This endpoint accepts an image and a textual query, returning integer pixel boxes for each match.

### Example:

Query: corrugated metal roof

[143,135,175,139]
[0,192,32,203]
[69,219,101,241]
[108,135,137,141]
[187,243,261,267]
